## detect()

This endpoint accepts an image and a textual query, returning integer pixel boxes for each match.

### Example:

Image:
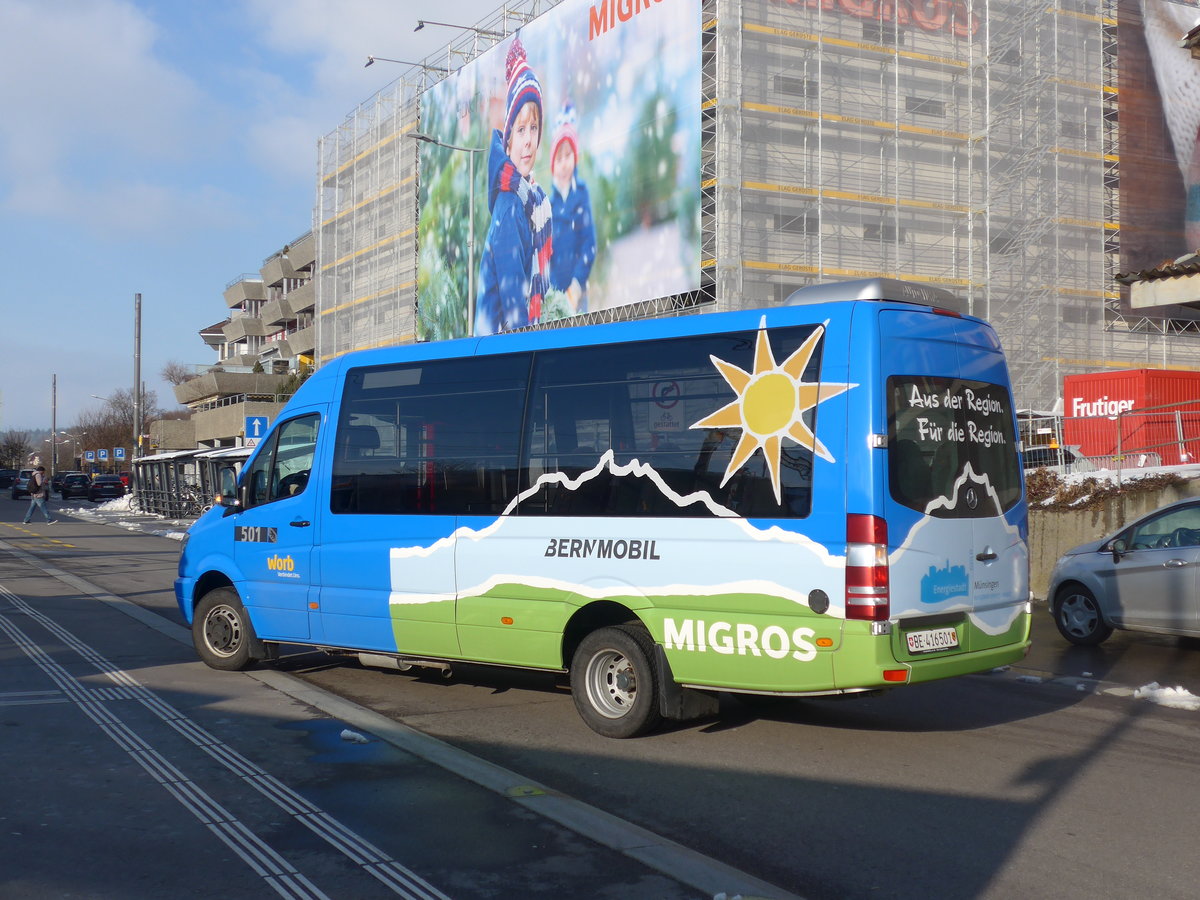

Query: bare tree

[0,431,32,468]
[161,360,194,386]
[72,389,164,463]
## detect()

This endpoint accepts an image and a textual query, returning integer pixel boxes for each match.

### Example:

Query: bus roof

[784,278,968,315]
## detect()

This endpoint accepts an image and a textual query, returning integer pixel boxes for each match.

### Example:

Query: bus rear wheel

[194,588,256,671]
[570,625,662,738]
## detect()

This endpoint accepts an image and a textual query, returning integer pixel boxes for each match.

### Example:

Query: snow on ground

[1134,682,1200,712]
[55,496,192,542]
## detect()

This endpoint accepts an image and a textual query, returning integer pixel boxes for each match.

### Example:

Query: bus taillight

[846,513,889,621]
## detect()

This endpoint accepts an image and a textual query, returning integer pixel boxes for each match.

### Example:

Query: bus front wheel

[194,588,256,671]
[570,625,663,738]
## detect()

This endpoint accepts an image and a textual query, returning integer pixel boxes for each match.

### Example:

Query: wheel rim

[203,605,243,658]
[1059,593,1099,639]
[584,647,638,719]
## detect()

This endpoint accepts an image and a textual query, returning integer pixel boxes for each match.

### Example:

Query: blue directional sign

[98,449,109,461]
[114,447,126,460]
[245,416,269,448]
[85,450,95,462]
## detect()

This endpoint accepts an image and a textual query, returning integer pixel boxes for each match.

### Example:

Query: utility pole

[133,292,142,459]
[51,374,57,475]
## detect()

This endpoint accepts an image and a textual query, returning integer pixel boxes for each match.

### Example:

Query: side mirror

[217,466,240,509]
[1110,537,1127,563]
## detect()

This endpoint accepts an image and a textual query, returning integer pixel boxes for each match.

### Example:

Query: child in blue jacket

[475,36,553,336]
[549,103,596,314]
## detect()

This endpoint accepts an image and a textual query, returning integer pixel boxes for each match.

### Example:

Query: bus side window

[520,326,820,518]
[332,355,530,515]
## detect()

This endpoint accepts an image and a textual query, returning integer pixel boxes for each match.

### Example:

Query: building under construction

[316,0,1200,411]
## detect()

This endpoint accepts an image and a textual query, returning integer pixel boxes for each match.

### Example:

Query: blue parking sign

[85,450,95,462]
[114,447,126,460]
[98,449,109,461]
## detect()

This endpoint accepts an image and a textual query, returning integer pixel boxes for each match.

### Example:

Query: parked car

[52,470,82,494]
[88,474,127,502]
[59,473,92,500]
[0,469,17,489]
[10,469,36,500]
[117,471,131,487]
[1047,497,1200,645]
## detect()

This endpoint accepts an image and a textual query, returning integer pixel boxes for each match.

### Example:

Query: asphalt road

[4,498,1200,899]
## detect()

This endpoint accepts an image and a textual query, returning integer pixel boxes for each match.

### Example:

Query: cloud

[4,171,240,237]
[0,0,205,171]
[0,0,226,235]
[237,0,517,179]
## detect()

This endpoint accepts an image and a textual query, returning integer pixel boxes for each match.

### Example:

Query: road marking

[0,689,68,707]
[0,584,451,900]
[0,537,799,900]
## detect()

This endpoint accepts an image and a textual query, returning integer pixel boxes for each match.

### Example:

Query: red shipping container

[1062,369,1200,467]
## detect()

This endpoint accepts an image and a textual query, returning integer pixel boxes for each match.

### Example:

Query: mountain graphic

[386,450,1027,637]
[390,450,843,609]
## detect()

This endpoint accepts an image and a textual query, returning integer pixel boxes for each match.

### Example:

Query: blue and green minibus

[176,278,1031,737]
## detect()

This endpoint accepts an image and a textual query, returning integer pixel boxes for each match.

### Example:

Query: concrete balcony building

[288,324,315,356]
[177,230,316,448]
[223,314,269,344]
[223,275,264,308]
[261,295,296,327]
[261,251,297,286]
[287,279,315,315]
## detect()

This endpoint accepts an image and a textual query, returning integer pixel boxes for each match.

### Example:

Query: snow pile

[51,494,190,541]
[1036,462,1200,509]
[1133,682,1200,711]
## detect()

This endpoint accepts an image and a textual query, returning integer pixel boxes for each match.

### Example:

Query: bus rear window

[887,376,1021,516]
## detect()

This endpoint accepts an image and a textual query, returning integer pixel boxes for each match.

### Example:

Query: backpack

[29,472,42,495]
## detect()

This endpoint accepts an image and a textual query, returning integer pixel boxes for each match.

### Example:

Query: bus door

[318,355,529,657]
[880,309,1026,644]
[233,409,323,641]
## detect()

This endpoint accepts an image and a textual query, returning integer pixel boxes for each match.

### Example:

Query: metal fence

[1021,400,1200,479]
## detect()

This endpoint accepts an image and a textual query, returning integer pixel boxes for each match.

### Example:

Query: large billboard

[1120,0,1200,287]
[416,0,702,340]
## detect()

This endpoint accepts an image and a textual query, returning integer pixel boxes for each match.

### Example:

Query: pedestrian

[475,33,553,335]
[23,466,56,524]
[548,102,596,315]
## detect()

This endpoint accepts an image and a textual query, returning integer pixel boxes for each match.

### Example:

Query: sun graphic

[690,318,855,503]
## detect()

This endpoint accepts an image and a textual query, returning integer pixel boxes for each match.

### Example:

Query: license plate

[906,626,959,654]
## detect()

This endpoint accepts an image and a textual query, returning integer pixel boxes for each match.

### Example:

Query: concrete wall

[1029,477,1200,599]
[192,400,285,445]
[149,419,195,452]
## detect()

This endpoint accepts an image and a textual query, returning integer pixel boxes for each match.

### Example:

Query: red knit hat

[504,35,542,150]
[551,102,579,163]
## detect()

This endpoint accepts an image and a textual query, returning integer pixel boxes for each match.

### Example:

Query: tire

[193,588,257,671]
[1054,586,1113,646]
[570,625,663,739]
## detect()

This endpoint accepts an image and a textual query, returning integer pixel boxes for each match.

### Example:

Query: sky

[0,0,500,431]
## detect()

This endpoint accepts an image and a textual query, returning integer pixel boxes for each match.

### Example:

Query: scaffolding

[315,0,1200,410]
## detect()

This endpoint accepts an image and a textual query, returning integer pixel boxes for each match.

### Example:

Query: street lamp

[364,56,449,72]
[60,432,85,468]
[408,131,485,336]
[414,19,505,39]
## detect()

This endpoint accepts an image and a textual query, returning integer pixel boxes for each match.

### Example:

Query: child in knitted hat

[476,34,553,335]
[549,102,596,314]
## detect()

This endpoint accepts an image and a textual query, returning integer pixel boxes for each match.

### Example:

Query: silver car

[1047,497,1200,645]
